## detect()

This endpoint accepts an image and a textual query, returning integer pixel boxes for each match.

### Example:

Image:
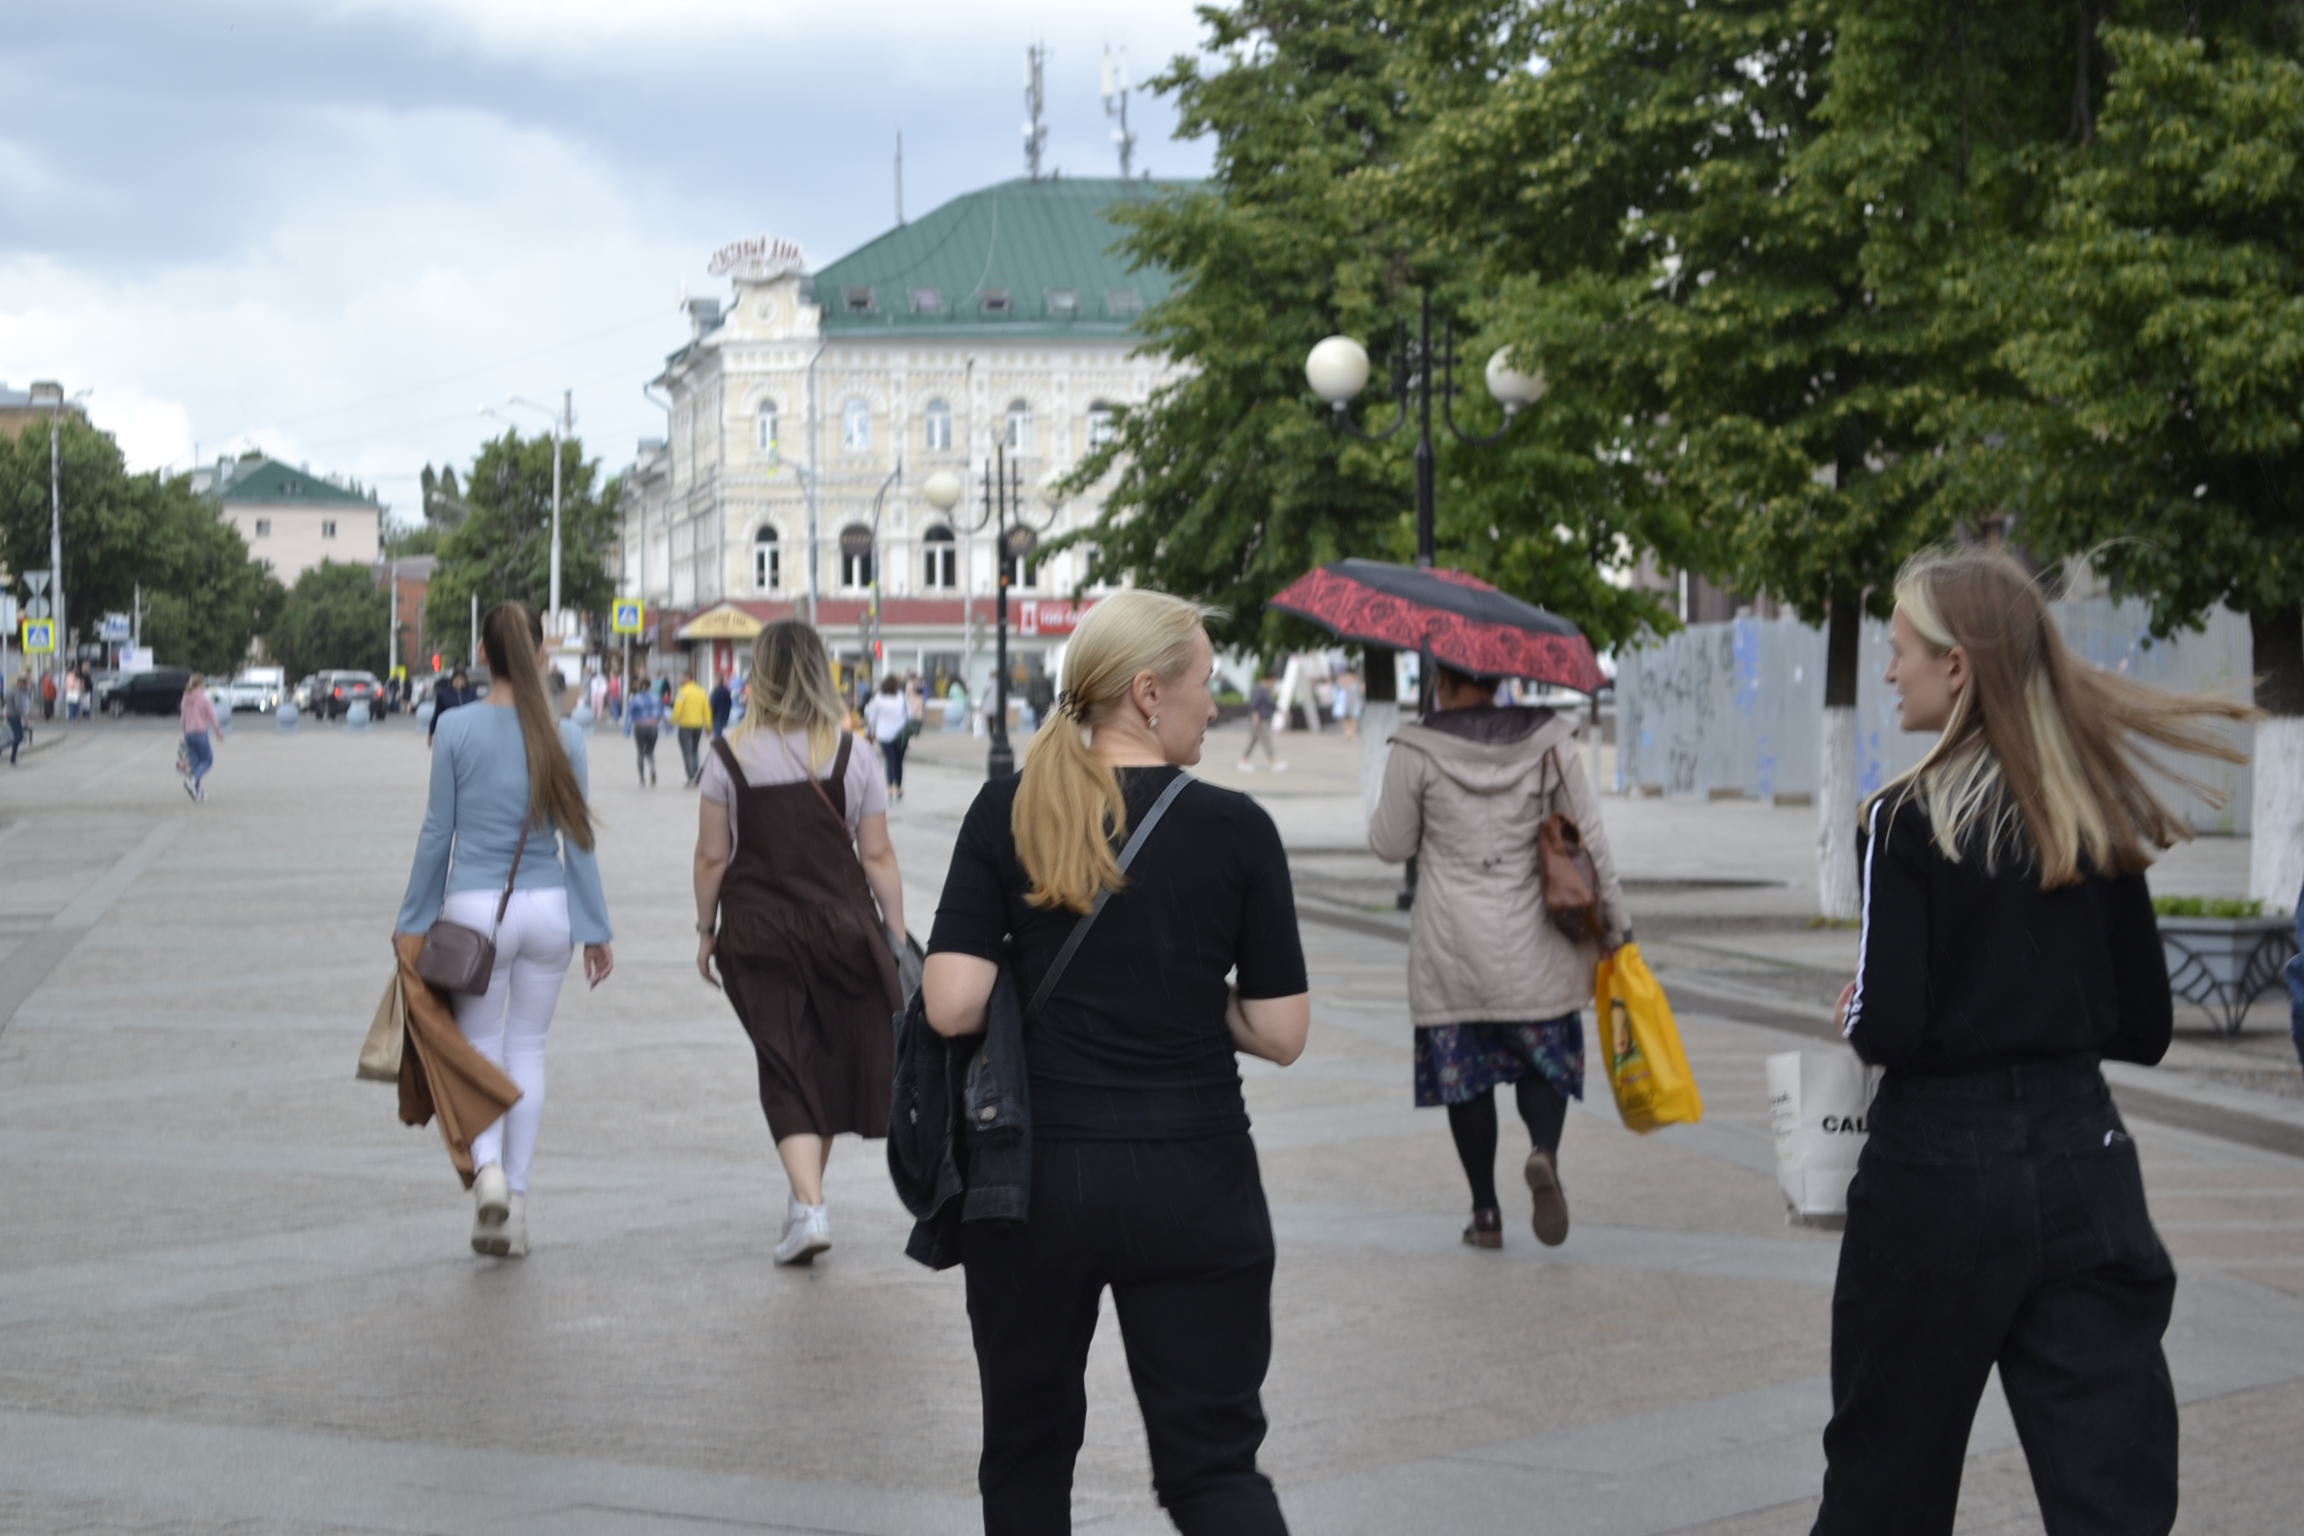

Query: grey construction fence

[1616,600,2254,833]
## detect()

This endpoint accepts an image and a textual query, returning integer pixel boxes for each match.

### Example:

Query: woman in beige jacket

[1369,664,1628,1248]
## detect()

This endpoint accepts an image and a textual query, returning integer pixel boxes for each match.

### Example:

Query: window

[910,288,943,314]
[755,399,779,453]
[922,525,957,590]
[753,526,780,589]
[844,286,875,313]
[838,524,875,589]
[923,398,953,452]
[1087,401,1117,447]
[1045,287,1079,317]
[1107,288,1143,317]
[979,288,1012,316]
[253,519,271,537]
[1005,399,1034,453]
[1002,547,1038,590]
[842,397,871,451]
[322,520,337,538]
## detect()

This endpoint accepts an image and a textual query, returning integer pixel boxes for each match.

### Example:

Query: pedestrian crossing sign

[612,600,644,636]
[21,619,54,654]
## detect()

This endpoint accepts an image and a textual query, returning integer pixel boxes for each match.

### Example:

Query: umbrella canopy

[1268,558,1607,694]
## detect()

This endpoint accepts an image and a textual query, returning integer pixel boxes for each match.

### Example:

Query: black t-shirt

[928,766,1308,1140]
[1847,794,2173,1072]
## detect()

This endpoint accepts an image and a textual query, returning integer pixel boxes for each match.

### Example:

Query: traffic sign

[25,597,50,620]
[23,570,49,595]
[100,613,132,642]
[612,600,645,636]
[21,619,55,654]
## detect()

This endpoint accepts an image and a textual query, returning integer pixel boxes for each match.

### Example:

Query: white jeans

[442,887,572,1194]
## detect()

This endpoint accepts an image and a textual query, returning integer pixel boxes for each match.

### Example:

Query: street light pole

[27,381,82,682]
[491,393,571,630]
[923,452,1053,779]
[866,459,903,682]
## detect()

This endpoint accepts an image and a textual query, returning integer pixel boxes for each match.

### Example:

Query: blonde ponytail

[1013,590,1215,913]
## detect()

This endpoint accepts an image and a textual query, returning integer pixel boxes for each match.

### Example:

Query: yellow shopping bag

[1595,942,1703,1133]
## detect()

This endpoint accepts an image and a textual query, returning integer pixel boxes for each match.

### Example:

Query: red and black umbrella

[1267,558,1607,694]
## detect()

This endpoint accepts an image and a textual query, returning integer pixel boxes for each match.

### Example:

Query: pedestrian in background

[943,676,970,734]
[625,672,665,787]
[63,669,84,722]
[672,675,711,786]
[429,668,471,749]
[863,675,912,802]
[1369,663,1627,1250]
[1812,546,2255,1536]
[396,601,613,1260]
[693,621,905,1266]
[40,672,56,721]
[4,686,24,766]
[179,673,221,802]
[709,674,733,739]
[1333,669,1362,741]
[1238,675,1284,773]
[924,590,1310,1535]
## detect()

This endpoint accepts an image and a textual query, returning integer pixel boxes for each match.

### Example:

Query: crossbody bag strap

[1027,771,1192,1022]
[774,729,853,833]
[492,819,531,935]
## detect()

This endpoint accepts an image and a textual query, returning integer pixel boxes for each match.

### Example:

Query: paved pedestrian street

[2,715,2301,1534]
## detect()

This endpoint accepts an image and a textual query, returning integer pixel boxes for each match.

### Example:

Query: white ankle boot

[500,1193,528,1258]
[773,1200,830,1266]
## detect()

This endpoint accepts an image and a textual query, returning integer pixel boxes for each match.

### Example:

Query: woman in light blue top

[397,602,613,1258]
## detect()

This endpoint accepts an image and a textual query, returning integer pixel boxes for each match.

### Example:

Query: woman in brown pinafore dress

[694,621,905,1266]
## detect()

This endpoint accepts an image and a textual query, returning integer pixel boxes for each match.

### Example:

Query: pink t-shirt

[181,690,220,734]
[698,728,888,857]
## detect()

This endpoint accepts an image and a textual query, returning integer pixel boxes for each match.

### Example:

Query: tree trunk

[2248,606,2304,912]
[1818,596,1864,920]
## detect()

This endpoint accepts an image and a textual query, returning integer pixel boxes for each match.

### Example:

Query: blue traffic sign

[21,619,56,654]
[611,600,645,636]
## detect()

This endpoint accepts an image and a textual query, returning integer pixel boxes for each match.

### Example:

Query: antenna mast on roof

[1024,43,1049,180]
[1102,47,1136,181]
[896,129,905,225]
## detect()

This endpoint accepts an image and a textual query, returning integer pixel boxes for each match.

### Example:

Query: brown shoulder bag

[415,822,530,995]
[1536,748,1603,943]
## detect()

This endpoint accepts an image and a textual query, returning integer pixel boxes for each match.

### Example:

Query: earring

[1148,715,1160,729]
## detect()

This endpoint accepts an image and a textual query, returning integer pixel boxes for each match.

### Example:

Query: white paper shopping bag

[1767,1050,1881,1228]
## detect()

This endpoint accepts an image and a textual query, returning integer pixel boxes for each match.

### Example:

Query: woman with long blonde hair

[693,620,905,1266]
[1813,546,2255,1535]
[396,601,613,1258]
[923,589,1311,1534]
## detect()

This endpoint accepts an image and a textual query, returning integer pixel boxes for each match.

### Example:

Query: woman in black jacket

[923,589,1311,1536]
[1812,547,2254,1536]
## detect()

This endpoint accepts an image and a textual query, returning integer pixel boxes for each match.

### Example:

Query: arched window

[923,398,953,452]
[841,397,871,452]
[839,523,875,589]
[1086,400,1117,448]
[755,399,779,453]
[922,525,957,590]
[1005,398,1034,453]
[752,526,780,589]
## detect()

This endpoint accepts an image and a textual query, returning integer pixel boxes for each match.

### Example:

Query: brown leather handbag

[1536,749,1603,943]
[415,823,530,995]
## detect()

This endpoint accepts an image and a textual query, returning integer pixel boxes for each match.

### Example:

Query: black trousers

[879,732,908,789]
[677,726,703,783]
[633,725,658,782]
[1814,1059,2177,1536]
[961,1134,1287,1536]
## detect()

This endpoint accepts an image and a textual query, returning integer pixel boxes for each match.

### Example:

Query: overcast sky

[0,0,1215,522]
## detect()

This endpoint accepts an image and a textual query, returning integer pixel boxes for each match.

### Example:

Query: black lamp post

[923,444,1057,778]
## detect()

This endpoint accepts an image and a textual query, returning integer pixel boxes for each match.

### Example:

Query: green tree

[265,561,391,681]
[422,463,467,534]
[384,521,441,559]
[1066,0,1692,661]
[428,431,620,629]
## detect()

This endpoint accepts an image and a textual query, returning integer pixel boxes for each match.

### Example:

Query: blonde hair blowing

[480,602,595,852]
[1872,547,2255,887]
[734,620,848,773]
[1015,589,1217,914]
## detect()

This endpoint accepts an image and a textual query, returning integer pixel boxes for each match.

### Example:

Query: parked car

[223,673,283,712]
[106,668,195,718]
[314,671,383,720]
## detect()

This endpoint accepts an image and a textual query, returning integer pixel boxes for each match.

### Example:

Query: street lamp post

[26,382,87,681]
[923,446,1056,778]
[865,460,903,682]
[484,391,572,629]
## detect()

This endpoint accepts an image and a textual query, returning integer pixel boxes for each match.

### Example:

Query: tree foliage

[265,561,390,681]
[427,431,620,631]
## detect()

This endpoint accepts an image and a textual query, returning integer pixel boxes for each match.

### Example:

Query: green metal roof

[811,177,1191,338]
[204,457,377,506]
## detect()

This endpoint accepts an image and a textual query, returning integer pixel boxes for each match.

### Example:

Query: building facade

[621,177,1186,692]
[190,455,382,585]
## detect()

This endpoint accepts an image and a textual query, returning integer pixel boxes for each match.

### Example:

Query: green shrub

[2151,895,2266,920]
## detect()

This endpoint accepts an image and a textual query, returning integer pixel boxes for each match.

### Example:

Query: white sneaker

[1271,761,1289,773]
[500,1193,529,1259]
[774,1201,831,1266]
[470,1165,511,1256]
[1237,760,1255,772]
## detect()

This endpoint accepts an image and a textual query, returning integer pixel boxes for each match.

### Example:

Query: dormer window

[844,286,875,313]
[910,288,944,314]
[1045,287,1079,317]
[979,289,1012,316]
[1107,288,1143,317]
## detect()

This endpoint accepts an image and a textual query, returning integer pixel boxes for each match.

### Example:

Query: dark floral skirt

[1414,1014,1584,1108]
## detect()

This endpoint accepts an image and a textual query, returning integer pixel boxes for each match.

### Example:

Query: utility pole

[551,389,568,623]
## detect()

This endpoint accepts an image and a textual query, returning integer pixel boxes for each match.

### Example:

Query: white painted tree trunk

[2249,715,2304,913]
[1818,705,1861,920]
[1359,700,1401,834]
